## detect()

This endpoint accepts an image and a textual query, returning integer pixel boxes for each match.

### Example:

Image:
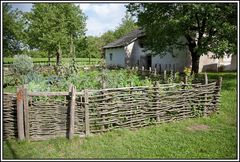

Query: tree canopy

[100,11,138,46]
[3,3,25,57]
[24,3,86,63]
[81,11,138,59]
[127,3,237,73]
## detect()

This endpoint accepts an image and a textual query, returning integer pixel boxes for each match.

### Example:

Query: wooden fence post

[159,64,161,73]
[205,72,208,85]
[184,76,188,84]
[23,85,29,140]
[84,90,90,136]
[215,77,222,112]
[101,83,106,132]
[17,86,25,140]
[135,66,138,72]
[204,72,208,117]
[69,84,76,139]
[155,81,160,122]
[142,66,144,75]
[163,70,167,83]
[216,77,222,89]
[154,67,157,76]
[102,78,106,89]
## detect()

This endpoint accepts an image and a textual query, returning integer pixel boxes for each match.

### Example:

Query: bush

[24,72,45,84]
[13,54,34,75]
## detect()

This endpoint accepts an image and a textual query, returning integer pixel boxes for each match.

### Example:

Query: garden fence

[3,75,222,141]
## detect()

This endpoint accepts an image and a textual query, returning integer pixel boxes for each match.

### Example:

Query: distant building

[103,29,236,72]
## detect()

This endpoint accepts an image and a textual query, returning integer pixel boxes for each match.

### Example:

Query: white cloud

[78,4,91,12]
[78,3,127,36]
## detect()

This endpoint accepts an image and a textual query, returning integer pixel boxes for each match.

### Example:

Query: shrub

[24,72,45,84]
[13,54,34,75]
[183,67,191,77]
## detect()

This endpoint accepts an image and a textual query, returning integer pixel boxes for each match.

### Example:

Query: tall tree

[114,11,138,39]
[127,3,237,73]
[101,11,138,46]
[3,3,25,57]
[25,3,86,65]
[100,30,116,47]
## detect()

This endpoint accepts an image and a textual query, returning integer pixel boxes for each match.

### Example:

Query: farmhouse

[103,29,236,72]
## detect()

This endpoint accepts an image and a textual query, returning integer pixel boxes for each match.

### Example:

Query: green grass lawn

[3,57,101,64]
[3,72,237,159]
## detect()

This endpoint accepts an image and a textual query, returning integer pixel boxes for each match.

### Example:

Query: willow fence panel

[3,77,222,141]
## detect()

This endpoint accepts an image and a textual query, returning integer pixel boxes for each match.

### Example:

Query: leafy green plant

[167,70,174,84]
[24,72,45,84]
[183,67,191,77]
[12,54,34,75]
[173,72,180,83]
[28,80,50,92]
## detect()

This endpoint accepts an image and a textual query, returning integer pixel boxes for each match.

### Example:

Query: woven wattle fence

[3,77,222,141]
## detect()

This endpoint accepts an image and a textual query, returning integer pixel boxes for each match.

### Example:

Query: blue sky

[11,3,128,36]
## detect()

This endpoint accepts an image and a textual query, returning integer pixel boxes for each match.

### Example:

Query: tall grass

[3,72,237,159]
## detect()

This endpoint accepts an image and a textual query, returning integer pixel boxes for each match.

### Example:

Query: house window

[109,53,113,61]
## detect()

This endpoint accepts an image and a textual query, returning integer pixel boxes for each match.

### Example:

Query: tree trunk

[56,51,60,66]
[56,43,62,66]
[185,34,200,74]
[48,51,51,66]
[89,52,91,64]
[191,51,200,74]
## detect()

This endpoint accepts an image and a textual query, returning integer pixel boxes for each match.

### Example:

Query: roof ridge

[103,29,145,49]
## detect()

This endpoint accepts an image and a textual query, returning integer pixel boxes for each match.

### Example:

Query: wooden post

[84,90,90,136]
[154,67,157,76]
[215,77,222,112]
[184,76,188,84]
[155,81,160,122]
[216,77,222,95]
[69,85,76,139]
[159,64,161,73]
[17,86,25,140]
[204,72,208,117]
[101,83,106,132]
[205,72,208,85]
[174,71,177,80]
[23,85,29,140]
[163,70,167,82]
[102,78,106,89]
[142,66,144,75]
[217,77,222,89]
[149,67,151,73]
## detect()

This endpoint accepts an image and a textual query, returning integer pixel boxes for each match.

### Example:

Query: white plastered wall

[105,47,126,67]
